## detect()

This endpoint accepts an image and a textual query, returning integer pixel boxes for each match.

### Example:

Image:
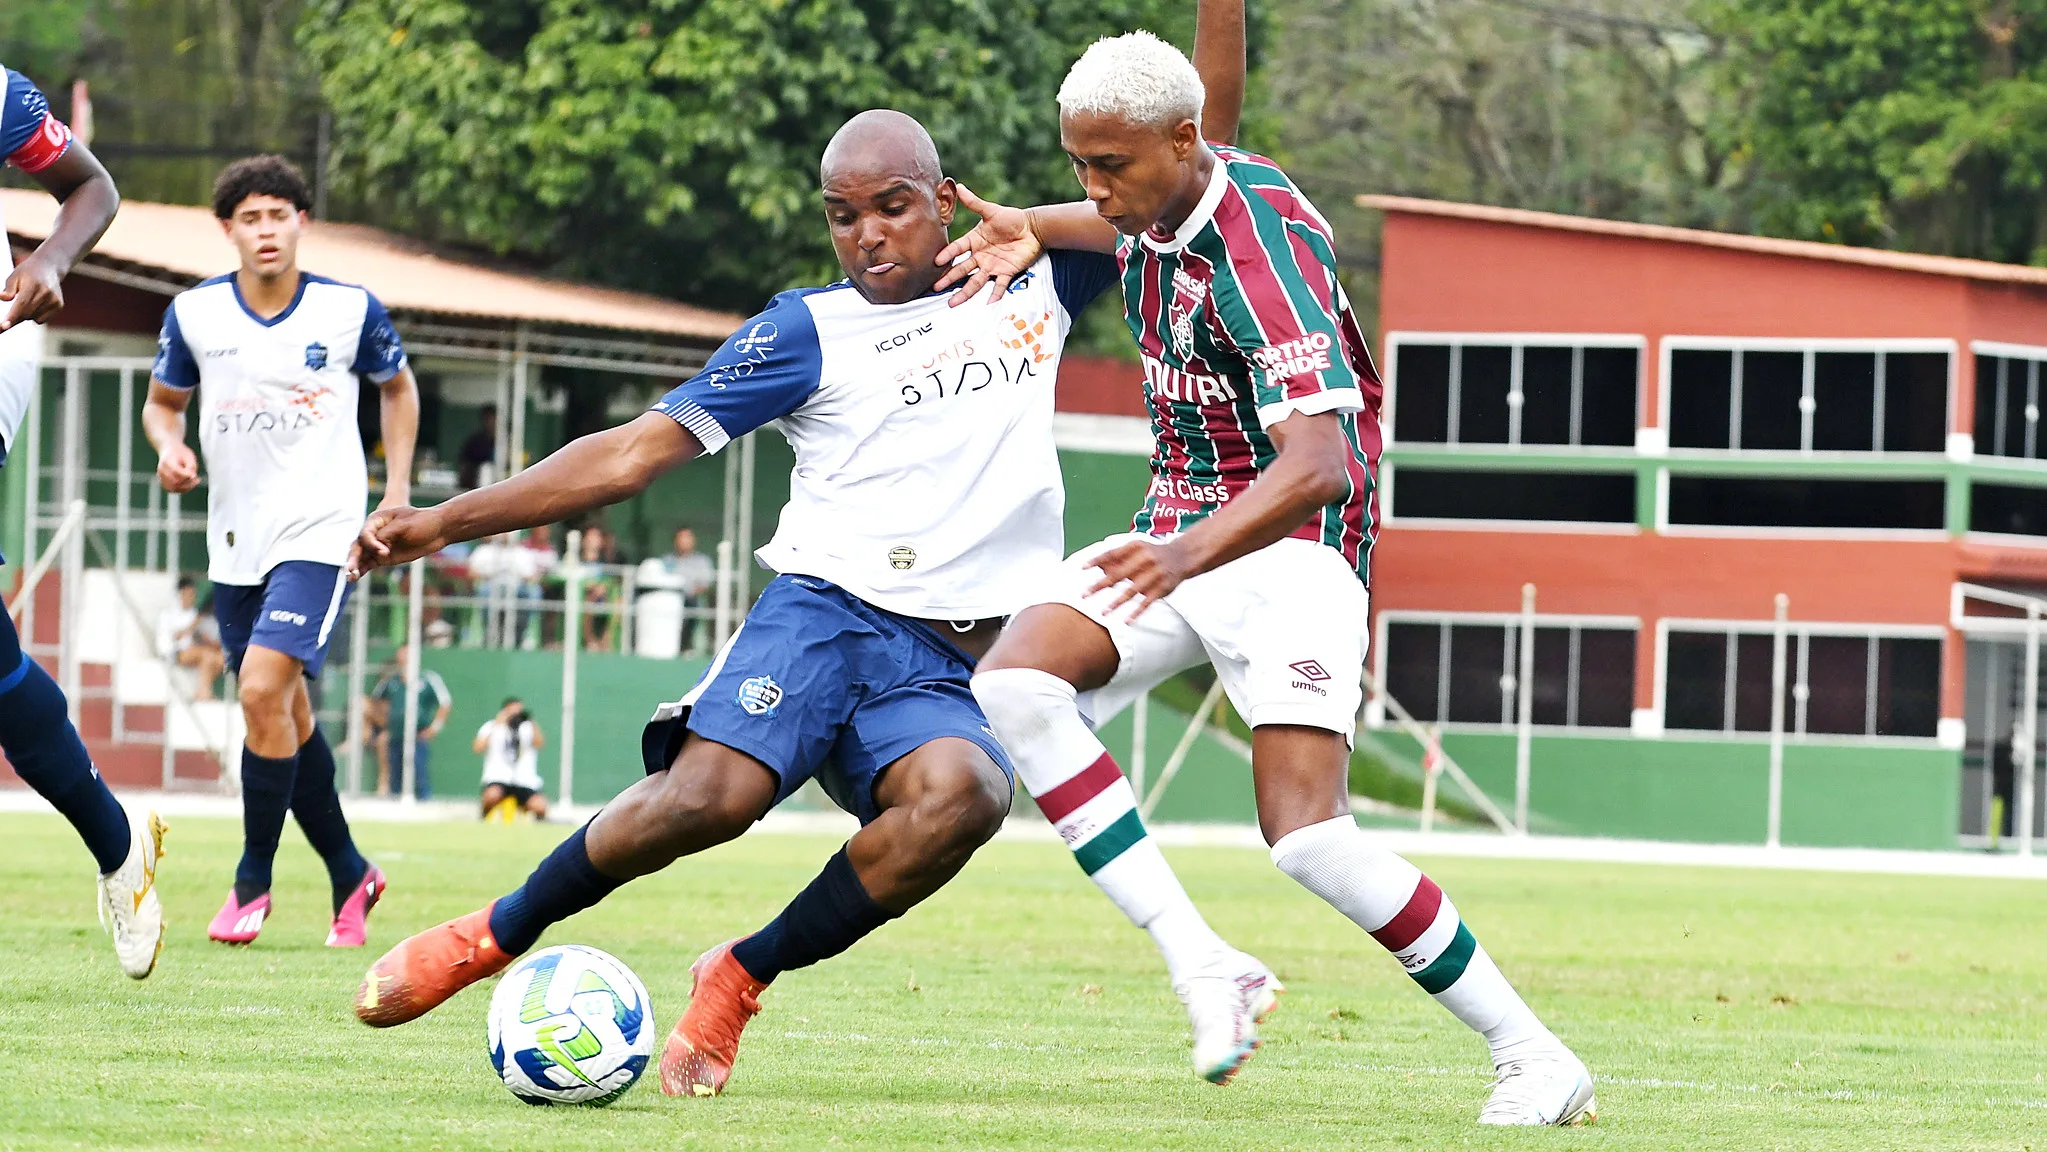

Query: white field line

[8,787,2047,880]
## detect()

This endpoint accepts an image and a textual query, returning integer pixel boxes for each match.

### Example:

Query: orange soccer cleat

[354,903,514,1027]
[658,938,768,1098]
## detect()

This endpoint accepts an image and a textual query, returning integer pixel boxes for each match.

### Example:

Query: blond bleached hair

[1056,30,1204,131]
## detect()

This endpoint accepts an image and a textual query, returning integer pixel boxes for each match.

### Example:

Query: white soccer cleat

[1479,1049,1597,1126]
[1175,950,1284,1085]
[96,810,168,980]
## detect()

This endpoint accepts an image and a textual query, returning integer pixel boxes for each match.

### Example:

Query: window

[1662,625,1940,738]
[1665,341,1949,453]
[1973,345,2047,460]
[1381,615,1637,730]
[1666,477,1946,531]
[1971,482,2047,537]
[1391,336,1640,447]
[1392,468,1636,523]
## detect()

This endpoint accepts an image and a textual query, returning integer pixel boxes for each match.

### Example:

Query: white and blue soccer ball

[486,944,654,1106]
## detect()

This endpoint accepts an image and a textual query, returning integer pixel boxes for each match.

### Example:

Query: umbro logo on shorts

[1289,660,1331,682]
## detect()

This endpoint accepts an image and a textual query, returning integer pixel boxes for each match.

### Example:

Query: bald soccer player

[340,109,1241,1098]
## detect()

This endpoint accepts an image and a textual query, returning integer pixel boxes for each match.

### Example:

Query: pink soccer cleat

[208,890,272,944]
[326,864,387,948]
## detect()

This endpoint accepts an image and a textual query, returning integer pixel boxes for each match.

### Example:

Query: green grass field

[0,813,2042,1151]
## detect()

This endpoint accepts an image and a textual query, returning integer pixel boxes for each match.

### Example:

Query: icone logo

[1251,332,1334,380]
[267,609,308,626]
[876,323,934,354]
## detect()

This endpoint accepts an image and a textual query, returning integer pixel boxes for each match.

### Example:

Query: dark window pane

[1447,625,1508,723]
[1384,623,1443,722]
[1883,352,1948,453]
[1520,347,1572,445]
[1666,631,1728,731]
[1975,355,2002,455]
[1731,633,1789,732]
[1739,350,1804,450]
[1875,637,1940,737]
[1812,352,1876,451]
[1802,636,1870,735]
[1395,344,1451,443]
[1668,477,1945,530]
[1575,629,1636,727]
[1394,469,1635,522]
[2001,357,2031,458]
[1970,483,2047,537]
[1669,349,1733,449]
[1530,626,1570,725]
[1458,345,1512,443]
[1579,346,1639,446]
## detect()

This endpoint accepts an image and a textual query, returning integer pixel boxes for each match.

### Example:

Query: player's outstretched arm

[377,366,422,509]
[1194,0,1246,146]
[1086,413,1352,618]
[348,412,702,578]
[1,140,119,332]
[934,188,1115,305]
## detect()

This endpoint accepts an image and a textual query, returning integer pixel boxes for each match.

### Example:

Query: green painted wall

[1373,729,1961,849]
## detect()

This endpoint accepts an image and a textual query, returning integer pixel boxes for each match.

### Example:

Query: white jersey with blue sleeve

[0,64,79,459]
[153,272,407,585]
[652,249,1116,619]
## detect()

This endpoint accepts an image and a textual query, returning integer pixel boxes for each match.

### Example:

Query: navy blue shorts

[640,575,1013,825]
[213,561,351,680]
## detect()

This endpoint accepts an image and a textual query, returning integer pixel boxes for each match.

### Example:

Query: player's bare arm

[1193,0,1246,146]
[142,379,200,494]
[1087,411,1352,619]
[1,140,119,331]
[934,194,1112,304]
[348,412,701,577]
[376,365,421,509]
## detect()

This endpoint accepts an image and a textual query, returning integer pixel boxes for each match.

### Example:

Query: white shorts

[1036,534,1370,740]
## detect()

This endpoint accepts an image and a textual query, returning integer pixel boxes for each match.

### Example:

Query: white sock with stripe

[973,667,1227,983]
[1270,815,1559,1067]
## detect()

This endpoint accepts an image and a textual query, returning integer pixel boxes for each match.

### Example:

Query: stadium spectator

[155,574,225,699]
[475,697,548,821]
[636,526,716,654]
[577,525,624,652]
[458,404,498,489]
[371,644,451,800]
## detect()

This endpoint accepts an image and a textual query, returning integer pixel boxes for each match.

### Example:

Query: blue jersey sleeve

[1,69,71,172]
[1050,249,1119,318]
[152,303,199,390]
[352,292,407,383]
[649,290,823,454]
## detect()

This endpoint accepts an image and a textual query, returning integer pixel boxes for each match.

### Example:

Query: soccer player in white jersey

[0,63,166,979]
[338,108,1263,1100]
[941,29,1598,1126]
[142,156,420,949]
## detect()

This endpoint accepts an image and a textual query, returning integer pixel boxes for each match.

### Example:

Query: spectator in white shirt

[154,575,225,699]
[635,526,717,654]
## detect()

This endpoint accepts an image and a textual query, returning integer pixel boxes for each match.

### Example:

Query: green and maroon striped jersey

[1114,144,1384,584]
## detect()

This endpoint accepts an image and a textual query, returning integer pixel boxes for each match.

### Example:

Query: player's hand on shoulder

[934,185,1042,306]
[347,506,445,580]
[0,253,65,331]
[156,442,201,494]
[1086,539,1195,620]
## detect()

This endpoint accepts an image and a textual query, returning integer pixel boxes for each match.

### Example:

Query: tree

[299,0,1181,312]
[1710,0,2047,264]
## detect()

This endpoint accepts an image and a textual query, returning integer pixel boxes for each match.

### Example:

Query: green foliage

[0,1,93,86]
[299,0,1179,313]
[1711,0,2047,263]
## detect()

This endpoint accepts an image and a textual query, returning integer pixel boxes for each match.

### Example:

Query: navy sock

[730,846,899,985]
[290,727,368,913]
[0,631,130,873]
[488,824,622,955]
[235,748,298,904]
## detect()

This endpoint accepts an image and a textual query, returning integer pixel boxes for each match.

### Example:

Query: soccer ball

[486,945,654,1106]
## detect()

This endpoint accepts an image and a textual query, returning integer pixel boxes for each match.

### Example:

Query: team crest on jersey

[304,342,329,370]
[888,545,917,570]
[1167,270,1206,361]
[737,675,783,717]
